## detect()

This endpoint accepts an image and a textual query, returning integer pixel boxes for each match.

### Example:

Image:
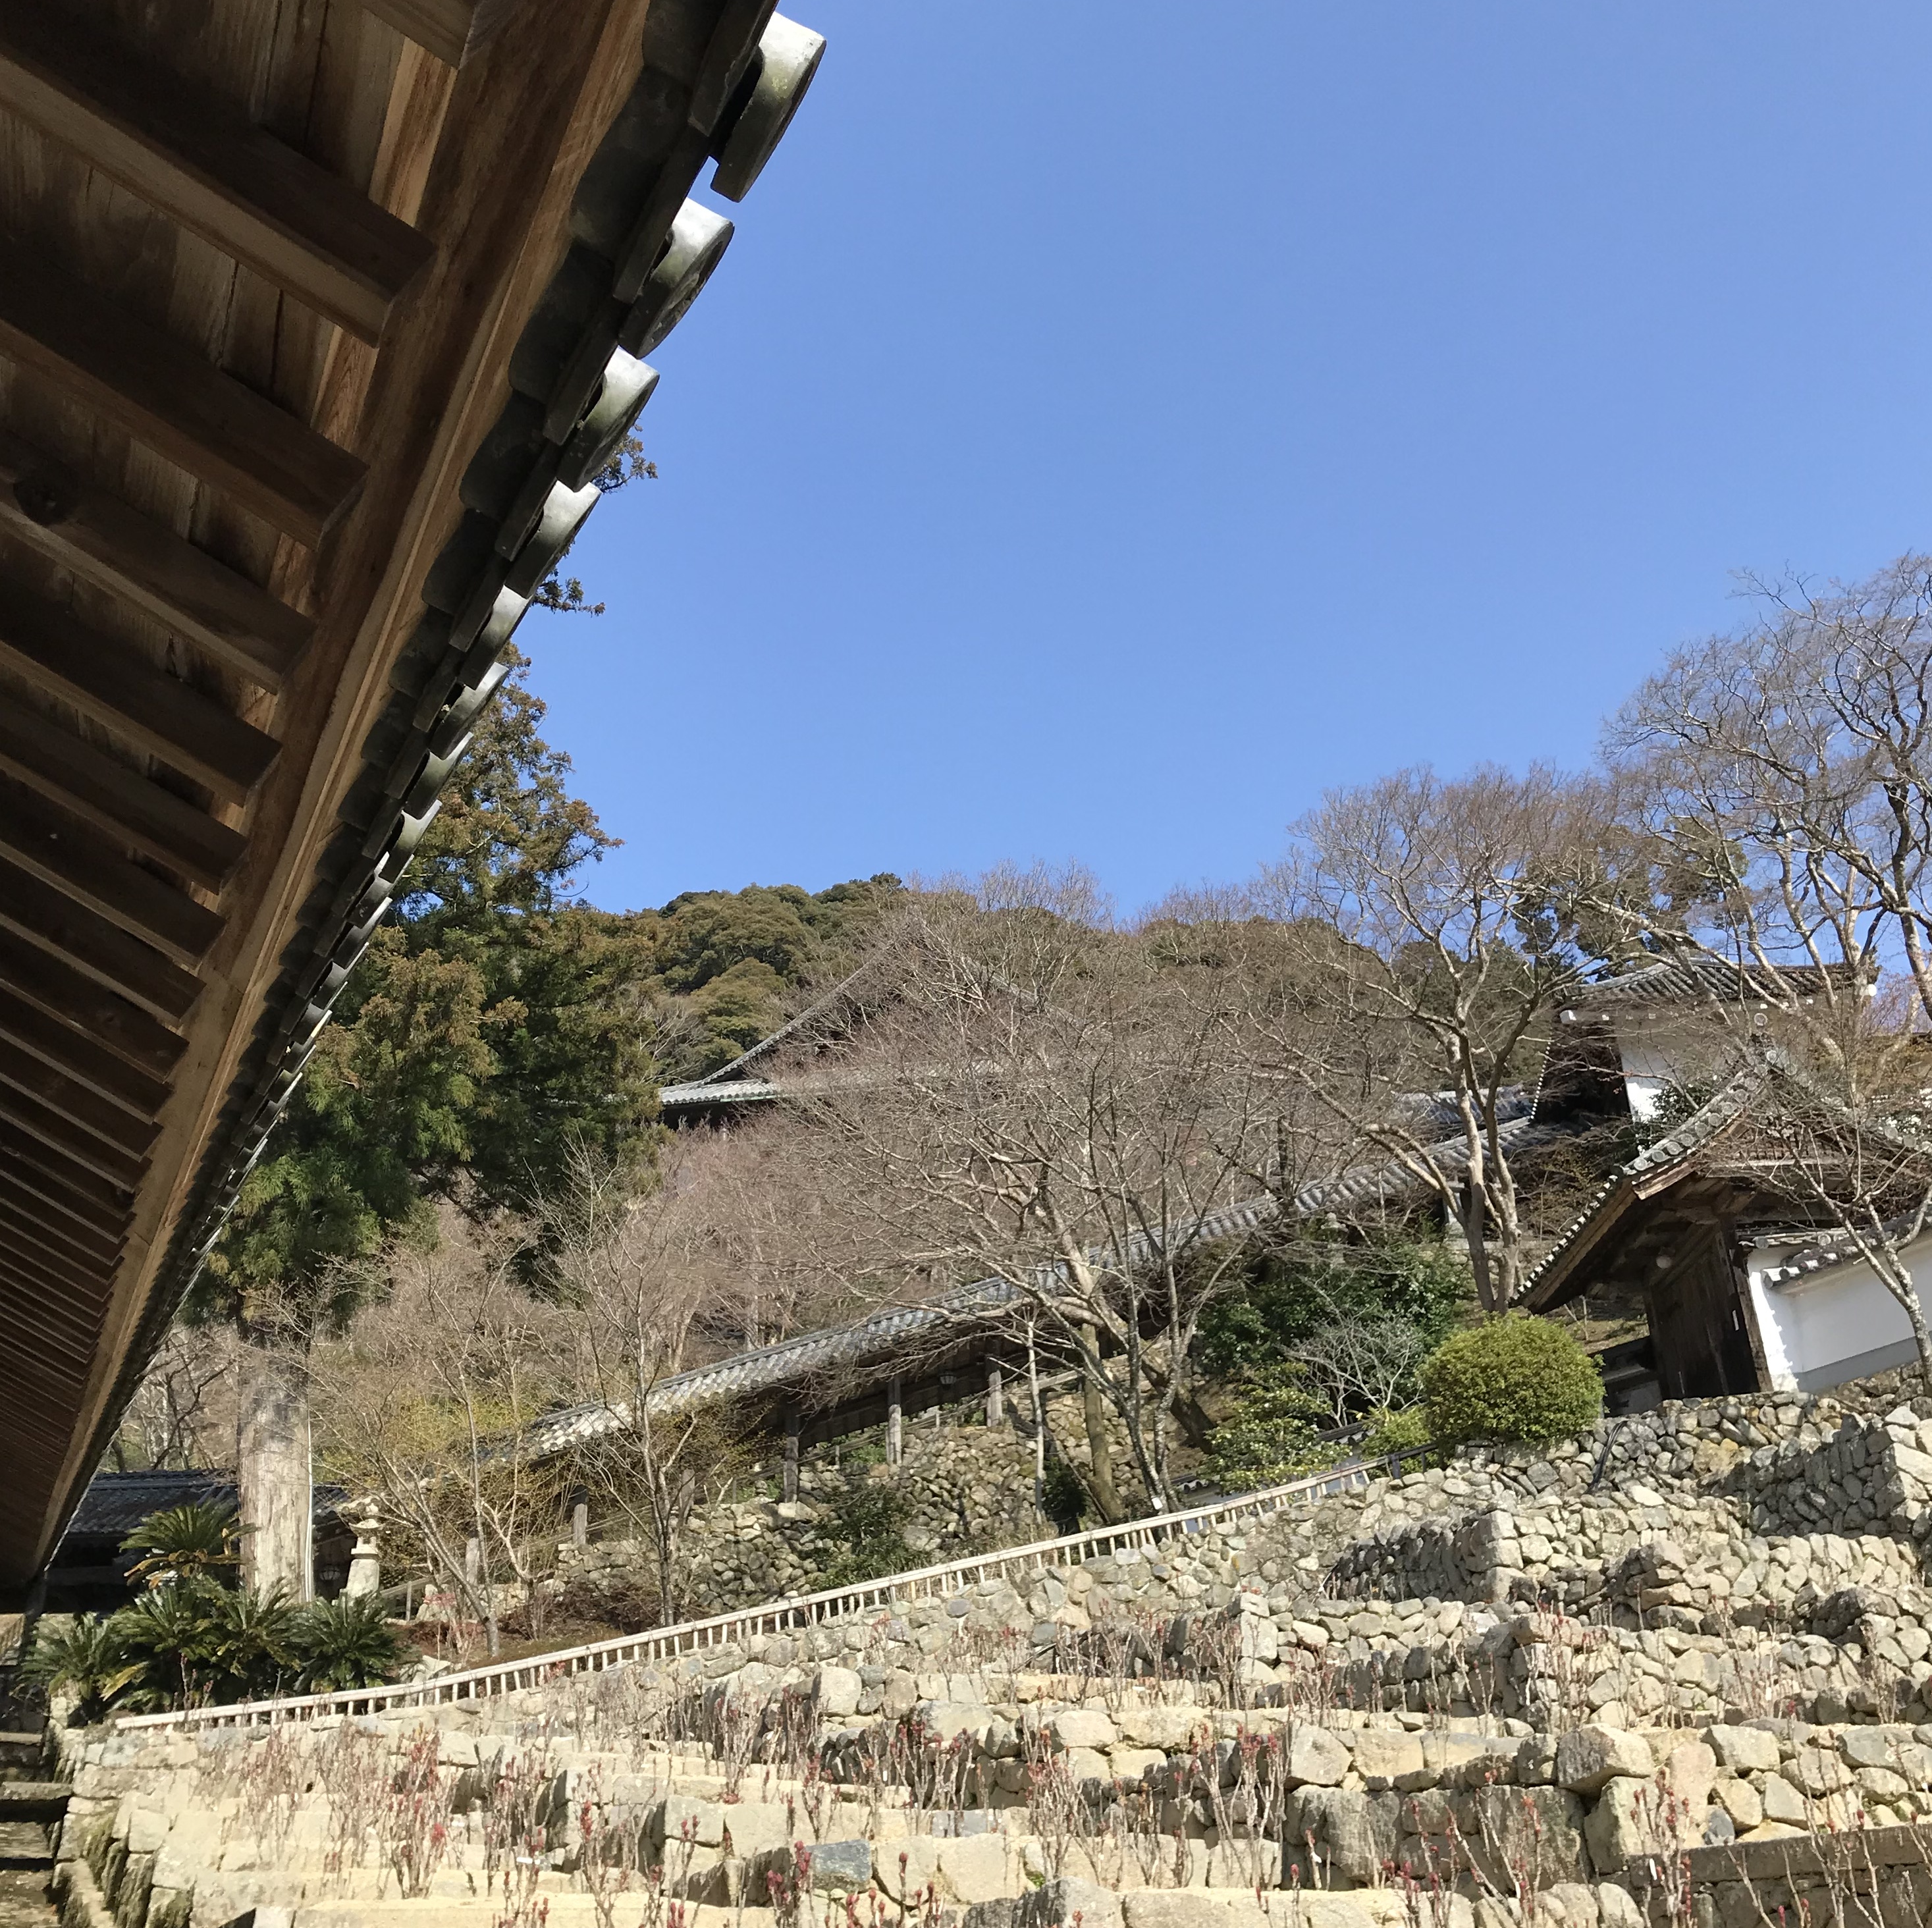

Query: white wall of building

[1746,1233,1932,1392]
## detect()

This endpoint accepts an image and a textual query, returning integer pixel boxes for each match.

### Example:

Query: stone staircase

[0,1730,59,1928]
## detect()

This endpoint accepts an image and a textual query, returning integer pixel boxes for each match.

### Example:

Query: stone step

[0,1791,63,1824]
[0,1738,42,1776]
[0,1821,50,1869]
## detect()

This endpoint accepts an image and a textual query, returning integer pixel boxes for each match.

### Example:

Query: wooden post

[572,1500,589,1548]
[986,1363,1004,1426]
[784,1406,801,1501]
[886,1376,903,1466]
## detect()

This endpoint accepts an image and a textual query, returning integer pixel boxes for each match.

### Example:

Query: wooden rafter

[0,984,171,1120]
[0,708,245,895]
[0,778,224,971]
[0,2,432,346]
[0,1121,133,1216]
[0,429,312,693]
[0,1084,147,1193]
[0,1192,124,1274]
[0,1043,159,1157]
[361,0,470,65]
[0,926,186,1084]
[0,242,367,545]
[0,583,279,805]
[0,858,202,1026]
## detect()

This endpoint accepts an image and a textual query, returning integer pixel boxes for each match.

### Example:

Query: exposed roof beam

[0,857,202,1026]
[0,585,279,805]
[0,1050,159,1166]
[0,429,312,692]
[0,927,186,1084]
[0,1084,146,1193]
[0,242,367,545]
[0,1221,111,1298]
[0,1121,134,1219]
[0,1298,98,1379]
[0,3,432,346]
[0,779,223,971]
[0,984,170,1121]
[358,0,502,68]
[0,1245,109,1326]
[0,1145,131,1245]
[0,707,244,896]
[0,1191,123,1274]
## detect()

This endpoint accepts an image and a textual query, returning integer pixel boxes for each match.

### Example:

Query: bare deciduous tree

[780,865,1281,1516]
[311,1229,571,1657]
[543,1142,752,1624]
[111,1326,237,1472]
[1225,764,1611,1312]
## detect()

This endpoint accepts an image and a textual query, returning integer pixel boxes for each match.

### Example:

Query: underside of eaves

[0,0,821,1593]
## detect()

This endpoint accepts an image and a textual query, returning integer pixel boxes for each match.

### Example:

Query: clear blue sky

[529,2,1932,918]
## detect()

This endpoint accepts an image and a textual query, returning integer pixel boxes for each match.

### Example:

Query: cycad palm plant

[20,1617,142,1722]
[291,1593,408,1692]
[120,1501,243,1590]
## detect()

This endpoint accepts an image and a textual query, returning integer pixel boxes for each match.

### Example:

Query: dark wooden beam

[0,2,432,346]
[0,707,244,896]
[0,240,367,546]
[0,1217,116,1297]
[0,927,186,1084]
[0,857,201,1027]
[0,985,169,1121]
[0,1191,122,1273]
[0,1297,97,1379]
[0,583,279,805]
[0,1120,134,1218]
[0,1050,159,1166]
[0,779,223,971]
[0,1084,145,1193]
[0,1337,91,1405]
[0,1144,130,1246]
[358,0,496,68]
[0,429,311,692]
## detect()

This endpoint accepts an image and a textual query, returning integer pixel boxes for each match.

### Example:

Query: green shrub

[1040,1454,1088,1530]
[812,1480,912,1588]
[1420,1316,1602,1447]
[1204,1364,1329,1489]
[1360,1403,1433,1461]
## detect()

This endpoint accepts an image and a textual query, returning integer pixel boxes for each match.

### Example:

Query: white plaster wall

[1616,1027,1692,1123]
[1748,1231,1932,1392]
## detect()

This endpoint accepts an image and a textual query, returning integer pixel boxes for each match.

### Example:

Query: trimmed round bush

[1421,1314,1602,1447]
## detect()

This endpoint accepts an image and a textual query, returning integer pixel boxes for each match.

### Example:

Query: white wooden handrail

[115,1452,1411,1732]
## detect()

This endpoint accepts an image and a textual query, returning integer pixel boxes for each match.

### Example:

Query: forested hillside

[204,651,899,1310]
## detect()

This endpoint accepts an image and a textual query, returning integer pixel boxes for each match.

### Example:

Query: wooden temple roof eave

[21,0,668,1586]
[0,0,832,1590]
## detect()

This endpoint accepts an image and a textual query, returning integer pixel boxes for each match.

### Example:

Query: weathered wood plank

[0,1289,100,1372]
[0,240,367,545]
[0,1232,115,1305]
[0,1187,124,1272]
[0,428,312,692]
[357,0,474,68]
[0,778,224,971]
[0,1082,146,1193]
[0,855,202,1026]
[0,1047,157,1165]
[0,984,170,1120]
[0,926,186,1083]
[0,705,245,896]
[0,1311,94,1387]
[0,581,279,805]
[0,1132,132,1239]
[0,1119,133,1217]
[0,1,431,345]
